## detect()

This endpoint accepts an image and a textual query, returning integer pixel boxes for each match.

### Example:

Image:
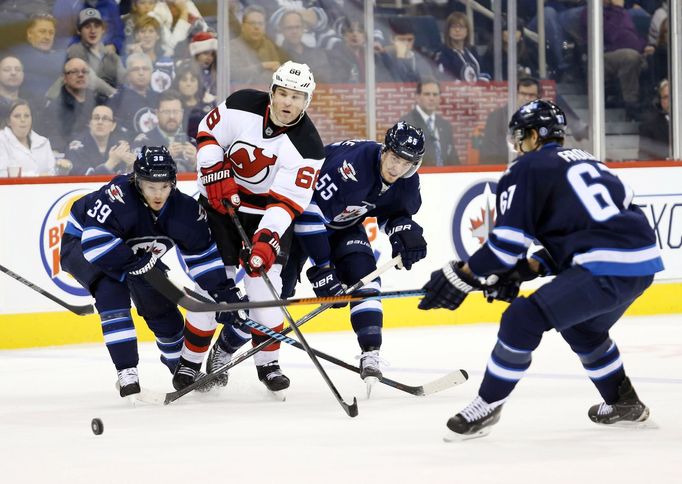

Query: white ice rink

[1,314,680,484]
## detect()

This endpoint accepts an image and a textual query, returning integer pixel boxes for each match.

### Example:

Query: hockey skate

[444,396,504,442]
[206,341,232,388]
[256,361,290,400]
[588,377,650,426]
[359,349,383,398]
[117,367,141,398]
[172,361,212,393]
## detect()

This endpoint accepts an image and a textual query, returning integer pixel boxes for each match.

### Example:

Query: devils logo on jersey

[228,141,278,184]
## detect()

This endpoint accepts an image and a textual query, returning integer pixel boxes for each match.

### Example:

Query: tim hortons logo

[228,141,277,184]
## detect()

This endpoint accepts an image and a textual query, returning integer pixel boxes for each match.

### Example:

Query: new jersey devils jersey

[195,89,324,237]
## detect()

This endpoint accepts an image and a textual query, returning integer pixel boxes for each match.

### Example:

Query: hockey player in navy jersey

[60,146,244,398]
[185,61,325,394]
[281,122,428,392]
[419,100,664,440]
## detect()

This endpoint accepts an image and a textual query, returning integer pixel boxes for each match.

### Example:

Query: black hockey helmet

[509,99,566,144]
[384,121,426,178]
[134,145,177,185]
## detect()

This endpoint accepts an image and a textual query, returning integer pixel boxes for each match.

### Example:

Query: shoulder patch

[106,184,126,204]
[338,160,358,182]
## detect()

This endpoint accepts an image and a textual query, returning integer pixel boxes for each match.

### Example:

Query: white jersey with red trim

[195,89,324,237]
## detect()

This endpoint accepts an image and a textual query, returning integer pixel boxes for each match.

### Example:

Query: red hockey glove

[200,160,240,214]
[239,229,280,277]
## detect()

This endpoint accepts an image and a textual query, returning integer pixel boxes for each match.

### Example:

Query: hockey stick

[144,268,424,313]
[228,207,358,418]
[235,316,469,396]
[157,255,401,405]
[0,263,95,316]
[183,286,467,396]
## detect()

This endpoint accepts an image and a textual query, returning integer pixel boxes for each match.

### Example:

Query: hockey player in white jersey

[171,61,325,394]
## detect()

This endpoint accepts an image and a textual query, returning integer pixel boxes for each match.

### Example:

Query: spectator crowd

[0,1,673,177]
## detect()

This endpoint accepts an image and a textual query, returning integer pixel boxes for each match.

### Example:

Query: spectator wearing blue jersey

[280,122,429,395]
[420,100,663,440]
[436,11,489,82]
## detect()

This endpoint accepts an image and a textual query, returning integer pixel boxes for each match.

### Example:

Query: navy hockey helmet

[508,99,566,144]
[384,121,426,178]
[134,145,177,185]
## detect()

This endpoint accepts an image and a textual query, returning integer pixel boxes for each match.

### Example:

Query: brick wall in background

[307,80,556,165]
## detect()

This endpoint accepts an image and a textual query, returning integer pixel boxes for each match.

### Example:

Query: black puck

[91,418,103,435]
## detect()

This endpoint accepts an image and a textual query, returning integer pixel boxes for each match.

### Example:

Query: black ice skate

[117,367,141,397]
[206,341,232,388]
[444,396,504,441]
[588,377,650,425]
[359,349,383,398]
[257,361,290,399]
[172,361,211,393]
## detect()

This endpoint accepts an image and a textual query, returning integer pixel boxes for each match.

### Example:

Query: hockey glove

[239,229,280,277]
[306,265,348,308]
[200,159,240,215]
[418,261,483,310]
[386,217,427,270]
[211,280,249,328]
[482,249,556,303]
[126,250,159,276]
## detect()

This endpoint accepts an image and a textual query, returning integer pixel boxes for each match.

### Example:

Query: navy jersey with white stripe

[64,174,228,290]
[294,140,421,265]
[467,143,664,277]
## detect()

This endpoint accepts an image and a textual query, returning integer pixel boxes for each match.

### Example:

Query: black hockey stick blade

[0,263,95,316]
[144,267,424,313]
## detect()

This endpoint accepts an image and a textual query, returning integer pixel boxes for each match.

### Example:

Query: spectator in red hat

[189,31,217,96]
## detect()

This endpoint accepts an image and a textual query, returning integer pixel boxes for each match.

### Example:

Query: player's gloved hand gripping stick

[228,206,359,417]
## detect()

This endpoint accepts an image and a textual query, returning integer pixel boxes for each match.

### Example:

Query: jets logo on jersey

[339,160,358,182]
[105,185,125,204]
[128,237,173,257]
[228,141,278,184]
[133,107,158,134]
[333,205,369,223]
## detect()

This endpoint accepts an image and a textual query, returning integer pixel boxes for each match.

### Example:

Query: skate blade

[364,376,379,399]
[443,427,492,442]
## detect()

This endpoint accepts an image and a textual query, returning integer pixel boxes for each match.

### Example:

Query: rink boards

[1,164,680,349]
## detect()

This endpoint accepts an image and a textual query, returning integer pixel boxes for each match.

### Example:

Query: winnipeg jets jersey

[195,89,324,238]
[294,139,422,265]
[64,174,228,290]
[467,143,664,277]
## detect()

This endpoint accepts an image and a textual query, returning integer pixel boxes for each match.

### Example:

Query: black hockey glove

[483,248,557,303]
[386,217,427,270]
[211,280,249,328]
[418,261,483,310]
[126,249,159,276]
[306,265,347,308]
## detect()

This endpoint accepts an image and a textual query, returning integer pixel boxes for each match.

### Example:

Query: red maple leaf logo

[469,206,496,245]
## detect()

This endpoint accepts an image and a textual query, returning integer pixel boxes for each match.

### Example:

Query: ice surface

[1,315,680,484]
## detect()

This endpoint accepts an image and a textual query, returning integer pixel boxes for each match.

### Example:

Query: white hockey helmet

[270,61,316,112]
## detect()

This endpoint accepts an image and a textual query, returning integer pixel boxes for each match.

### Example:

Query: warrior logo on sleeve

[228,141,278,184]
